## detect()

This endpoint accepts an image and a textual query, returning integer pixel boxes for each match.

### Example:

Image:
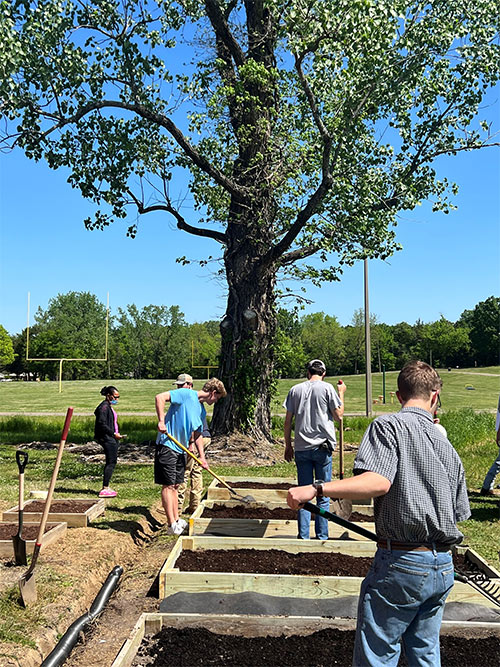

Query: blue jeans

[482,446,500,490]
[353,547,454,666]
[294,447,332,540]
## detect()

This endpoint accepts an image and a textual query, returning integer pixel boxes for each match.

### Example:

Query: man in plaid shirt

[288,360,470,666]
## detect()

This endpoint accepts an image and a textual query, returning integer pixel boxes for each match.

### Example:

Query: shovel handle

[16,450,29,474]
[303,501,378,542]
[164,431,236,495]
[32,408,74,553]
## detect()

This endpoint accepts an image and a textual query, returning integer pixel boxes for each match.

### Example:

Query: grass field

[0,366,498,415]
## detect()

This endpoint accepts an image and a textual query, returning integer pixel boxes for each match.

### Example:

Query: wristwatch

[312,480,324,497]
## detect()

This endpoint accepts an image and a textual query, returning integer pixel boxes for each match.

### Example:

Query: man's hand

[337,379,347,395]
[287,484,316,510]
[284,442,294,462]
[157,420,167,433]
[199,457,209,470]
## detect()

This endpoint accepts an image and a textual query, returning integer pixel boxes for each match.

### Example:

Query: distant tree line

[1,293,498,381]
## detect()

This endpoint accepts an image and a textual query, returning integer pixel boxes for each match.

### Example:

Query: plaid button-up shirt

[354,407,470,544]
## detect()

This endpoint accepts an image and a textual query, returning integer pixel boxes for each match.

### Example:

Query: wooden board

[188,501,375,539]
[206,477,373,504]
[158,536,500,609]
[2,498,106,528]
[112,613,500,667]
[0,521,67,557]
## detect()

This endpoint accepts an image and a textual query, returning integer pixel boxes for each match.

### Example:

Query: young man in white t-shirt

[284,359,346,539]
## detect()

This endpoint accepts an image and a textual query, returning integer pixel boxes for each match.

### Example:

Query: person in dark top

[94,385,125,498]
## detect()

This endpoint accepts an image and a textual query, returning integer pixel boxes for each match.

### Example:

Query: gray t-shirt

[354,407,470,544]
[285,380,342,451]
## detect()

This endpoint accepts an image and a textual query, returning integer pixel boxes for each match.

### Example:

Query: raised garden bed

[0,521,67,557]
[206,477,373,505]
[112,613,500,667]
[188,500,375,539]
[2,498,106,527]
[158,536,500,609]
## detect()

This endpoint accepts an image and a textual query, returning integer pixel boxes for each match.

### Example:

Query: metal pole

[364,258,372,417]
[382,364,386,404]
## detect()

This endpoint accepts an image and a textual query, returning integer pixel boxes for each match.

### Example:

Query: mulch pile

[132,626,500,666]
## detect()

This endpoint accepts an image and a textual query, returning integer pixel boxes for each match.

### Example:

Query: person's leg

[177,455,193,513]
[481,448,500,491]
[353,549,437,667]
[312,447,332,540]
[294,449,314,539]
[189,462,204,513]
[401,552,454,666]
[161,485,178,526]
[100,437,118,489]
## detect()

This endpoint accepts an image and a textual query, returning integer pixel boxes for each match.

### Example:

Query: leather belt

[377,540,452,552]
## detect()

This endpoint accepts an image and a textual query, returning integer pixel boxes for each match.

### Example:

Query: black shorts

[154,444,186,486]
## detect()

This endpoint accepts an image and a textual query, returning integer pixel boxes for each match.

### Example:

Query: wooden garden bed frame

[206,476,373,504]
[0,521,67,558]
[111,612,500,667]
[158,535,500,609]
[2,498,106,528]
[188,500,375,539]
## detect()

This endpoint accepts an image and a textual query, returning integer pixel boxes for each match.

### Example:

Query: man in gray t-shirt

[284,359,346,539]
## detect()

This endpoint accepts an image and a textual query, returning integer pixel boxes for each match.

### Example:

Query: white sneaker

[177,518,187,531]
[173,521,186,535]
[167,521,179,535]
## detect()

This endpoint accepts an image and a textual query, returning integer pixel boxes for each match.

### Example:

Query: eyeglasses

[436,394,441,408]
[113,395,120,399]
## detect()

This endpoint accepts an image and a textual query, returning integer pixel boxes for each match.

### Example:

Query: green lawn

[1,366,498,416]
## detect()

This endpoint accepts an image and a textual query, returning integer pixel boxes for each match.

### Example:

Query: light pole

[364,257,372,417]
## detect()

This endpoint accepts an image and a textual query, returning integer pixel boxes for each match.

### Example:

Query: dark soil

[202,503,373,522]
[18,499,98,513]
[175,549,480,578]
[0,522,59,540]
[132,626,500,666]
[175,549,374,576]
[218,481,293,489]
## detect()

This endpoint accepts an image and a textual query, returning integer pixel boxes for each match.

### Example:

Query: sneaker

[99,488,117,498]
[167,521,179,535]
[176,518,187,532]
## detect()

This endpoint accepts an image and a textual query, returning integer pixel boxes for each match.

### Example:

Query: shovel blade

[330,498,352,520]
[12,534,27,566]
[18,570,37,607]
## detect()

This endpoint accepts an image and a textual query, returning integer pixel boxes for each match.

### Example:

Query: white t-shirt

[284,380,342,451]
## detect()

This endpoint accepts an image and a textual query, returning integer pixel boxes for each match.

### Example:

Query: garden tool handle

[164,431,236,493]
[30,407,74,571]
[16,450,29,475]
[303,501,378,542]
[16,451,28,532]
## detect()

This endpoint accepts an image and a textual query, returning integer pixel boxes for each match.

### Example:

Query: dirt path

[0,502,173,667]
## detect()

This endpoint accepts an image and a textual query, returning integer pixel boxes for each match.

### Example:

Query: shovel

[12,450,29,566]
[18,407,73,607]
[303,500,378,541]
[164,431,256,504]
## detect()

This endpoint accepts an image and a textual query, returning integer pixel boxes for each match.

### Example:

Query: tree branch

[126,189,227,244]
[205,0,245,67]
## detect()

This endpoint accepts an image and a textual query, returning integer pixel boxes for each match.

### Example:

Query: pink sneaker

[99,488,117,498]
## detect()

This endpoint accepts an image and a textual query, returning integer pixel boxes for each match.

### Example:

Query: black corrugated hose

[40,565,124,667]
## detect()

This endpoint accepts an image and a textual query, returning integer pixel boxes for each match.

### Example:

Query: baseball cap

[174,373,193,385]
[307,359,326,373]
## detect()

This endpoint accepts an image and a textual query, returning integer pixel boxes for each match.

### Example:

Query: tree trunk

[211,243,277,441]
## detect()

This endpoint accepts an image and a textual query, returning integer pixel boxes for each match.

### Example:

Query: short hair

[307,359,326,375]
[203,377,227,398]
[100,385,118,396]
[397,361,442,401]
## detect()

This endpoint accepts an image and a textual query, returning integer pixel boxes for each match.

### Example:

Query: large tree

[1,1,499,437]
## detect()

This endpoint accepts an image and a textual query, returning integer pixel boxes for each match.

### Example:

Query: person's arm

[155,391,171,433]
[284,410,294,462]
[193,432,209,469]
[331,381,346,422]
[287,471,391,509]
[95,403,115,438]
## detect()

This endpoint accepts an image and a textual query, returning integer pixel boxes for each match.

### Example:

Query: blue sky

[1,107,499,337]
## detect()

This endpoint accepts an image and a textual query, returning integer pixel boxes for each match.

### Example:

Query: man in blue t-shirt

[155,377,226,535]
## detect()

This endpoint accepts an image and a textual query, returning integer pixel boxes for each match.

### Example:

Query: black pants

[99,436,118,487]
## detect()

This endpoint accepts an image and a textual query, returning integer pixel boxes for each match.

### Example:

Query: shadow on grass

[53,486,100,496]
[95,504,164,545]
[468,501,500,523]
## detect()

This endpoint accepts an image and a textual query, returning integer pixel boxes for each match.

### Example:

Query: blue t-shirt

[156,388,206,453]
